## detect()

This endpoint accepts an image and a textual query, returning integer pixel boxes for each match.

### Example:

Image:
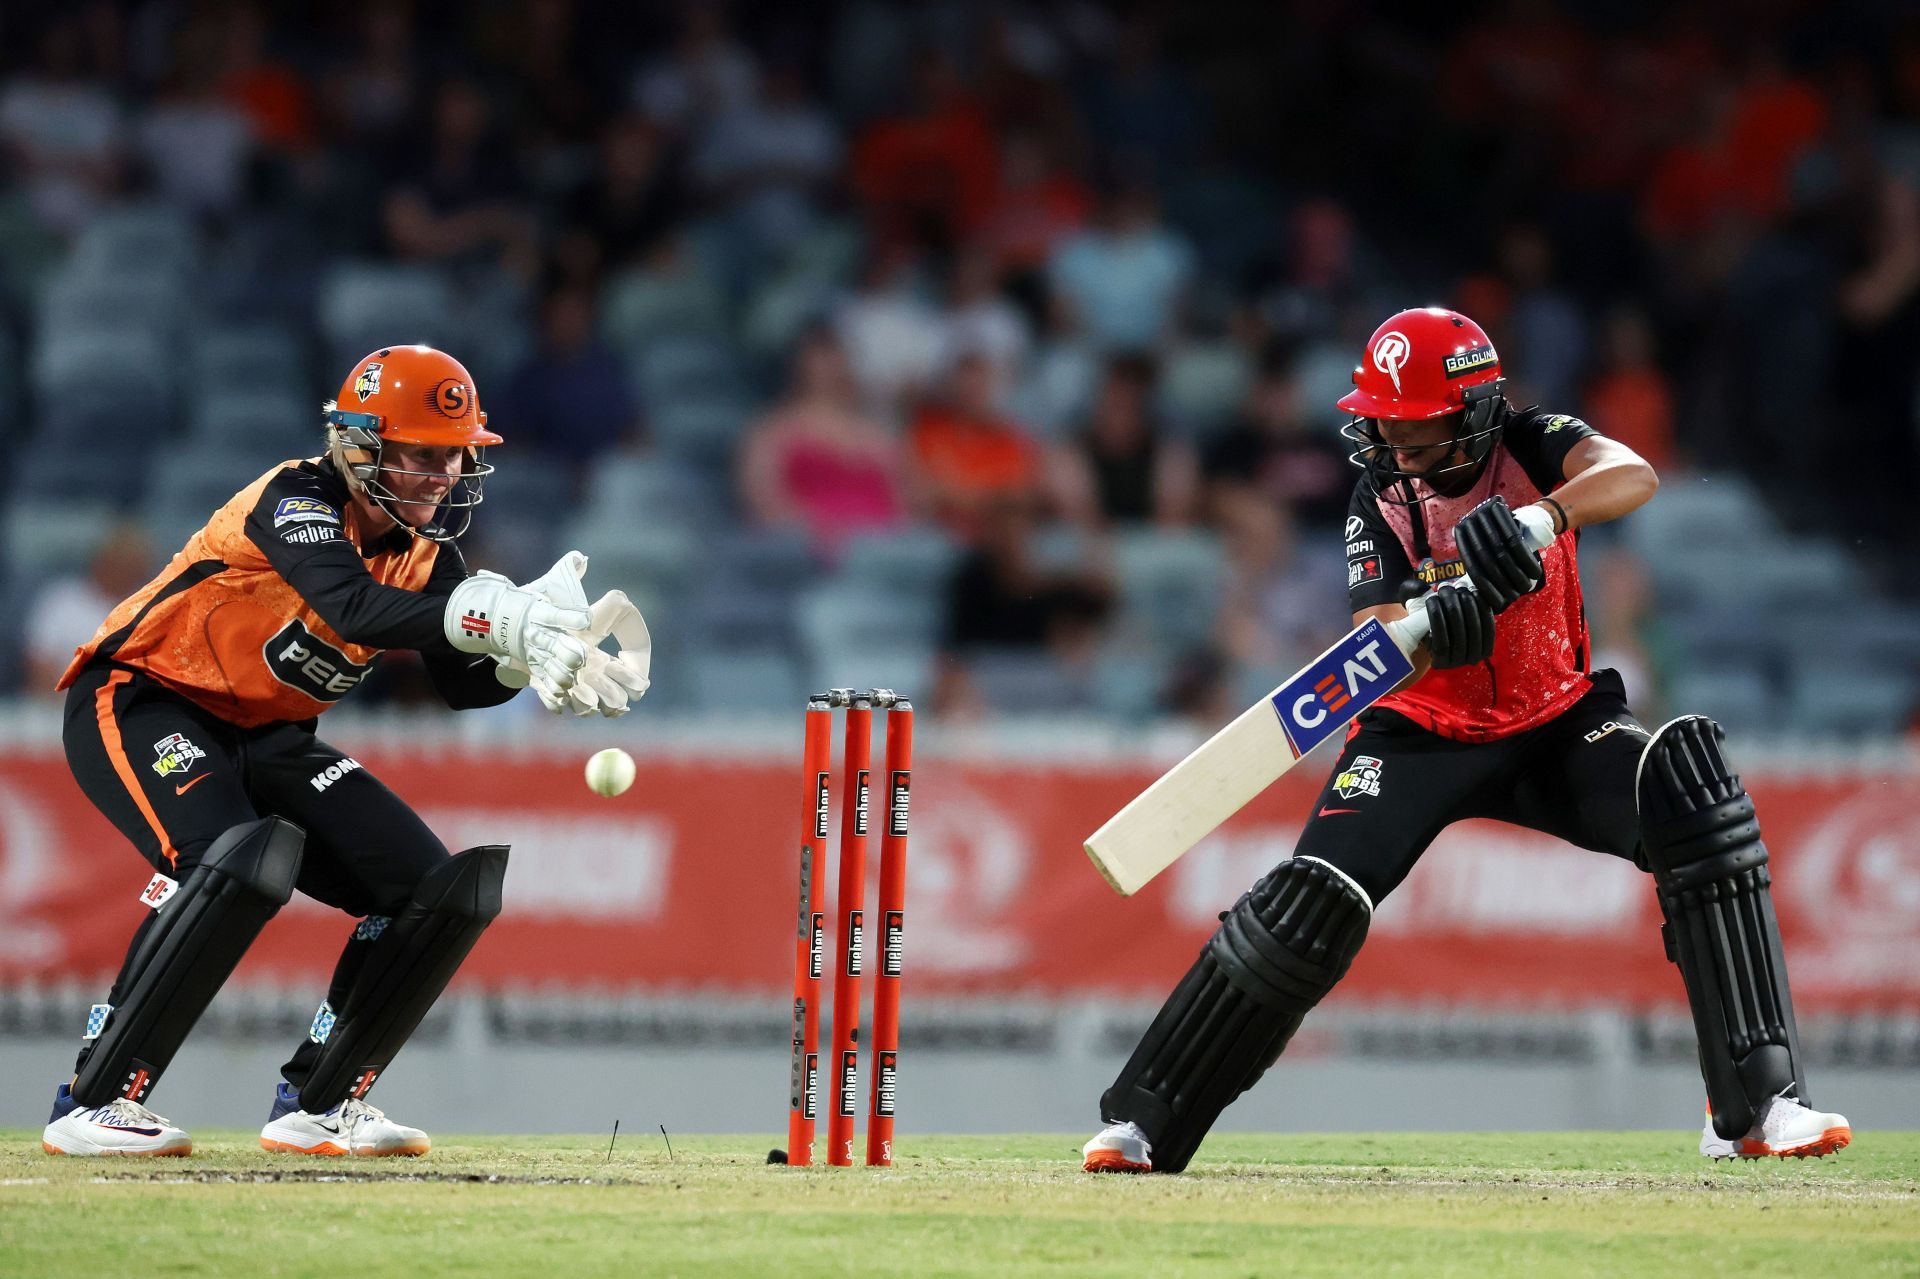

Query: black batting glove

[1425,583,1496,669]
[1454,495,1545,614]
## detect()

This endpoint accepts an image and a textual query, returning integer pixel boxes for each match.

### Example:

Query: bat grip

[1383,504,1557,658]
[1383,594,1432,656]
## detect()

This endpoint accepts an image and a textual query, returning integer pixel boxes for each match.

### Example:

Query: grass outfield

[2,1131,1916,1277]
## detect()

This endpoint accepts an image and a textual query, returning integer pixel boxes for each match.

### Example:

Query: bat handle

[1383,594,1432,656]
[1383,505,1557,658]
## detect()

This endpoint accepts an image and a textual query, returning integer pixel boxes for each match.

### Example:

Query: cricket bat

[1085,515,1554,895]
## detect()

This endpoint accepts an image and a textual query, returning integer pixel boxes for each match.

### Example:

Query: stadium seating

[1113,528,1226,652]
[318,264,457,370]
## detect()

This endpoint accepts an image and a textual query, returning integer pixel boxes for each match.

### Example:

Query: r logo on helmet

[354,362,383,402]
[430,379,469,419]
[1371,331,1410,393]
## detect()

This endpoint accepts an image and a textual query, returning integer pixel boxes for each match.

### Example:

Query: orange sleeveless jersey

[58,461,441,726]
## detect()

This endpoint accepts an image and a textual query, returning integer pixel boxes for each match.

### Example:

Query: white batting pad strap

[1291,856,1374,915]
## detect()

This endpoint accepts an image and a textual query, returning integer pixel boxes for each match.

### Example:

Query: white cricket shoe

[1082,1119,1153,1173]
[1700,1092,1852,1160]
[260,1083,430,1157]
[42,1084,192,1157]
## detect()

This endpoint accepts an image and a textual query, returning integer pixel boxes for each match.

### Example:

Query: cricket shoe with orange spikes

[1082,1119,1154,1173]
[1700,1091,1852,1160]
[260,1083,430,1157]
[42,1083,192,1157]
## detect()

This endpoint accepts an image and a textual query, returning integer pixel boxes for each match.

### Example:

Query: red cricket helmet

[1337,307,1510,499]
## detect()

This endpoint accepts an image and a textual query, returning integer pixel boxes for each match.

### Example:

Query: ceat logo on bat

[1269,620,1415,757]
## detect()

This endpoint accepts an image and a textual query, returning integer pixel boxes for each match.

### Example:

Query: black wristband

[1541,496,1569,534]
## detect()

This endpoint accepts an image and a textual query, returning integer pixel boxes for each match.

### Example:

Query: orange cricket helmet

[325,345,501,541]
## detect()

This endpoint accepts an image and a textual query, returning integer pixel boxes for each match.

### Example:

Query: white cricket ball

[584,747,636,798]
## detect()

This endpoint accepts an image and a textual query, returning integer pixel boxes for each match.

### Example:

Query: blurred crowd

[3,0,1917,733]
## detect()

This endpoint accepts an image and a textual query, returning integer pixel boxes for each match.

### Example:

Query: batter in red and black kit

[41,345,647,1160]
[1083,308,1852,1174]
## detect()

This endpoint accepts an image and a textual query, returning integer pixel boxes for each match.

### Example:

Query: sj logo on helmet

[264,619,373,701]
[430,378,470,418]
[354,362,383,401]
[1371,331,1410,393]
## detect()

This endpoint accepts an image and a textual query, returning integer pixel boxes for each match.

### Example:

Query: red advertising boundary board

[1,745,1914,1010]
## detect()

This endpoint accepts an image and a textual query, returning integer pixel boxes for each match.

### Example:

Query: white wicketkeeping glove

[494,588,652,718]
[445,552,592,692]
[566,590,652,716]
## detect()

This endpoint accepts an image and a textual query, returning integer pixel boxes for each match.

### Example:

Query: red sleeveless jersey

[1344,410,1597,742]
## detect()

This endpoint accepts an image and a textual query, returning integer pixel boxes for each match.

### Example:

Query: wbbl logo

[1269,619,1414,756]
[882,910,904,978]
[888,771,911,837]
[838,1050,859,1117]
[874,1050,898,1118]
[845,910,863,976]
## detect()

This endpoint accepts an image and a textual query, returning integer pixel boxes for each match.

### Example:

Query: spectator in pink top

[740,326,911,555]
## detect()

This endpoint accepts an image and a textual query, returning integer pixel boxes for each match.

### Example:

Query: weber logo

[803,1052,818,1119]
[795,845,814,936]
[845,910,863,976]
[838,1050,859,1116]
[1443,344,1497,378]
[265,619,373,701]
[874,1051,898,1117]
[1347,556,1383,589]
[887,771,911,837]
[808,912,824,980]
[813,772,831,838]
[853,770,870,837]
[310,757,363,792]
[882,910,904,977]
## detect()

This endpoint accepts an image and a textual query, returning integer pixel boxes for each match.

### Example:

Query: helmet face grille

[1340,380,1510,506]
[326,413,491,542]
